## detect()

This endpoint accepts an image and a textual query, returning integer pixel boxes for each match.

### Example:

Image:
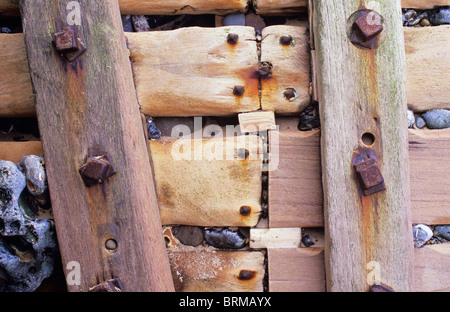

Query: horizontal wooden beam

[1,26,448,117]
[0,135,263,227]
[250,228,302,249]
[268,244,450,292]
[269,129,450,227]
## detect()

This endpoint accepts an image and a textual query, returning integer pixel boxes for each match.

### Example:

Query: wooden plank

[127,26,260,117]
[268,130,323,228]
[250,228,302,249]
[0,34,35,117]
[402,0,450,9]
[313,0,413,291]
[267,248,325,292]
[414,244,450,292]
[150,135,263,227]
[238,111,277,133]
[260,25,311,114]
[19,0,173,292]
[405,25,450,112]
[253,0,308,15]
[168,249,265,292]
[409,129,450,225]
[0,141,43,163]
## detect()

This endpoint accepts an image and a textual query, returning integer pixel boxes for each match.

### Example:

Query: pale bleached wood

[313,0,413,292]
[127,27,260,117]
[414,244,450,292]
[268,130,323,228]
[19,0,174,292]
[250,228,302,249]
[168,248,265,292]
[405,25,450,112]
[253,0,308,15]
[0,34,35,117]
[150,135,263,227]
[409,128,450,225]
[268,248,325,292]
[260,25,311,114]
[238,111,277,133]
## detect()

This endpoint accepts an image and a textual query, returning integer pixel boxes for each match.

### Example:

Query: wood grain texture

[19,0,173,292]
[405,25,450,112]
[260,25,311,114]
[150,135,263,227]
[238,111,277,133]
[168,248,265,292]
[0,34,35,117]
[250,228,302,249]
[127,26,260,117]
[268,248,325,292]
[253,0,308,15]
[409,129,450,225]
[414,244,450,292]
[402,0,450,9]
[268,130,323,228]
[313,0,414,291]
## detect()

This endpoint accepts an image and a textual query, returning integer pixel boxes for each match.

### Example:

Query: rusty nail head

[233,85,245,96]
[279,35,293,46]
[238,270,256,280]
[227,33,239,45]
[54,26,78,53]
[354,157,385,196]
[79,155,116,187]
[239,205,252,217]
[258,63,272,79]
[89,278,123,292]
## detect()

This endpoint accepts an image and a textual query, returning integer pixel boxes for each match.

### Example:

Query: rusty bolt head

[238,270,256,280]
[258,63,272,79]
[279,35,293,46]
[227,33,239,45]
[239,205,252,217]
[354,158,385,196]
[54,26,79,53]
[233,85,245,96]
[79,155,116,187]
[350,10,383,49]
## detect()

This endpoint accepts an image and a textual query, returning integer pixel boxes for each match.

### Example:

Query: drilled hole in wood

[361,132,375,146]
[105,239,118,252]
[237,148,250,160]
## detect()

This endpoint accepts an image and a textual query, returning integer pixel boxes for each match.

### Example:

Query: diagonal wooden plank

[19,0,173,292]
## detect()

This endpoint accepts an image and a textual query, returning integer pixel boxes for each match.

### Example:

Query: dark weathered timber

[19,0,174,292]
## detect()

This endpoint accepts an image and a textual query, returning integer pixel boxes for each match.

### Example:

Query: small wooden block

[238,111,277,133]
[168,249,265,292]
[260,25,311,115]
[127,26,260,117]
[250,228,301,249]
[253,0,308,15]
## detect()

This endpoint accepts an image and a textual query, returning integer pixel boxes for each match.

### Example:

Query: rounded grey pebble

[172,225,204,247]
[434,225,450,241]
[407,110,415,128]
[428,7,450,26]
[422,109,450,129]
[223,13,246,26]
[204,228,247,249]
[413,224,433,248]
[415,116,426,129]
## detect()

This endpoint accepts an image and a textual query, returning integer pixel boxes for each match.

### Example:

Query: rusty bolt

[227,33,239,45]
[258,63,272,79]
[233,85,245,96]
[350,10,383,49]
[279,35,293,46]
[238,270,256,280]
[89,278,123,292]
[54,26,78,53]
[239,205,252,217]
[354,157,385,196]
[79,155,116,187]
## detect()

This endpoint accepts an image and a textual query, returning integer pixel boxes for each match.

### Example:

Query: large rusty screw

[54,26,87,62]
[350,10,384,49]
[354,157,385,196]
[79,155,117,187]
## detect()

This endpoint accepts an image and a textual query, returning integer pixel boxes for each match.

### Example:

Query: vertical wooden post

[312,0,414,291]
[19,0,174,292]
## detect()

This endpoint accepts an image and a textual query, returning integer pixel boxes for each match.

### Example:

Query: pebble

[420,18,431,27]
[415,116,426,129]
[413,224,433,248]
[407,109,415,128]
[223,13,245,26]
[301,235,315,247]
[147,119,162,140]
[121,15,134,32]
[434,225,450,241]
[428,7,450,26]
[172,225,204,247]
[204,228,247,249]
[422,109,450,129]
[0,27,11,34]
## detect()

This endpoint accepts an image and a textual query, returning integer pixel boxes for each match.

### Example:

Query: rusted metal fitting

[227,33,239,45]
[258,62,272,79]
[89,278,123,292]
[239,205,252,217]
[54,26,87,62]
[353,155,385,196]
[283,88,297,101]
[79,154,116,187]
[233,85,245,96]
[350,10,383,49]
[279,35,293,46]
[238,270,256,281]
